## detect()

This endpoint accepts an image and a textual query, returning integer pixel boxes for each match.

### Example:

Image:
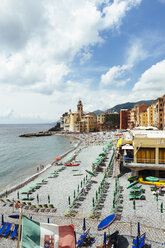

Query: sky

[0,0,165,124]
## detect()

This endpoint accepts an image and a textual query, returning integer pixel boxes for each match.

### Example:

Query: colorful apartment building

[120,109,130,129]
[120,94,165,130]
[97,113,106,131]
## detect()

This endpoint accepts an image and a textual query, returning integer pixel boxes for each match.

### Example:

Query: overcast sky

[0,0,165,124]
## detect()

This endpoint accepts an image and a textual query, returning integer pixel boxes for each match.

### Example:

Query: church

[60,100,97,132]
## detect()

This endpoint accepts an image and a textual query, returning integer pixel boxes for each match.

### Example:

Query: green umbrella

[160,202,163,213]
[81,181,83,188]
[146,176,159,182]
[92,197,95,208]
[83,177,85,185]
[133,199,136,210]
[5,190,8,198]
[98,187,100,194]
[74,190,76,199]
[96,191,98,200]
[156,192,158,202]
[48,195,50,204]
[17,191,19,200]
[86,175,88,181]
[77,185,79,193]
[68,196,71,206]
[37,194,39,203]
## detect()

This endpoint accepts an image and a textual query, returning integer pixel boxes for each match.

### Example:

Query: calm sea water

[0,124,75,192]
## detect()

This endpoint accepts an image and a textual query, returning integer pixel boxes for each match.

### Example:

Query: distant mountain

[92,110,104,115]
[106,100,154,113]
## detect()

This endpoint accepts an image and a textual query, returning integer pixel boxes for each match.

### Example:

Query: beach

[0,132,164,247]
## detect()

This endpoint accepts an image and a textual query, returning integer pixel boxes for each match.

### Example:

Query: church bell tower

[77,100,83,120]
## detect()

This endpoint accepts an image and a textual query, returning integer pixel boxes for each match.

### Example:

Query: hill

[106,100,154,113]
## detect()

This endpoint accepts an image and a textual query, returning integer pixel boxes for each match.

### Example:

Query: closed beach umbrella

[160,202,163,213]
[77,185,79,193]
[17,191,19,199]
[47,218,50,223]
[81,181,83,188]
[92,197,95,207]
[37,194,39,203]
[137,222,140,237]
[1,214,4,224]
[96,191,98,200]
[133,199,136,210]
[83,218,86,232]
[73,190,76,199]
[27,192,29,200]
[156,192,158,202]
[5,190,8,198]
[103,232,106,245]
[68,196,71,206]
[48,195,50,204]
[83,177,85,185]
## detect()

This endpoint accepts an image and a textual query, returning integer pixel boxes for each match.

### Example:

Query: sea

[0,124,75,193]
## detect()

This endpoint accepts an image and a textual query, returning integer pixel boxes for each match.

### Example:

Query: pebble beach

[0,132,165,247]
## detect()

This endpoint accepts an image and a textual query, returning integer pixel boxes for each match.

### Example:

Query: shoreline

[0,133,82,198]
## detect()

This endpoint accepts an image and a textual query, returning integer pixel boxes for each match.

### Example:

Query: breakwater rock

[19,131,56,138]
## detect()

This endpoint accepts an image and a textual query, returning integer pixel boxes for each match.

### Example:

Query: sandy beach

[0,132,164,247]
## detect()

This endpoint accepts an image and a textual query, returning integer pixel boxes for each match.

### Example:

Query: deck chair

[9,224,19,239]
[0,222,7,235]
[1,223,12,236]
[77,228,95,247]
[132,233,146,248]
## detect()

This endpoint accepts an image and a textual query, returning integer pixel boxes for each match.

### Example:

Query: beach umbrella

[85,170,95,177]
[81,181,83,188]
[92,197,95,208]
[68,196,71,206]
[97,214,116,231]
[37,194,39,203]
[83,218,86,232]
[103,232,106,245]
[8,214,19,219]
[137,222,140,237]
[48,195,50,204]
[1,214,4,224]
[48,218,50,223]
[27,192,29,200]
[77,185,79,194]
[86,175,88,181]
[83,177,85,185]
[127,181,139,189]
[160,202,163,213]
[156,192,158,202]
[96,191,98,200]
[73,190,76,199]
[98,187,101,194]
[17,191,19,200]
[133,199,136,210]
[5,190,8,198]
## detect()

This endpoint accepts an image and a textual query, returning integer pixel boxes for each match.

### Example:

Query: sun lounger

[132,233,146,248]
[0,222,7,235]
[49,204,57,212]
[1,223,12,236]
[129,194,145,200]
[9,224,19,239]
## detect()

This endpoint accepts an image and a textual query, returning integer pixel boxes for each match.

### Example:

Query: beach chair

[0,198,6,206]
[132,233,146,248]
[129,193,145,200]
[77,229,95,247]
[0,222,7,235]
[49,204,57,212]
[9,224,19,239]
[1,223,12,237]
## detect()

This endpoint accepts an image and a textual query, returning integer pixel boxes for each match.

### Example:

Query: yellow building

[60,101,97,132]
[139,111,148,127]
[147,104,154,126]
[97,113,105,131]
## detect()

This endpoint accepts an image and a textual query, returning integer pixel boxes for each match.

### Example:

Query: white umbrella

[122,144,134,150]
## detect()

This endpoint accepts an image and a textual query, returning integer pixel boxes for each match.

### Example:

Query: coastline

[0,132,82,198]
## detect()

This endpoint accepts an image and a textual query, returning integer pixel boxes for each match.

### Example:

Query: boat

[64,162,80,166]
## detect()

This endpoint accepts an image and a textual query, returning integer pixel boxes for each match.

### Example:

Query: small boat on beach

[64,162,80,166]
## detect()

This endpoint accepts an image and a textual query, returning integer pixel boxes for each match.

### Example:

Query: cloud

[126,38,148,66]
[0,109,14,119]
[0,0,142,96]
[102,0,142,29]
[100,64,131,87]
[132,60,165,99]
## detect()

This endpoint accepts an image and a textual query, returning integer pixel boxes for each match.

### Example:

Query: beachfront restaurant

[122,129,165,178]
